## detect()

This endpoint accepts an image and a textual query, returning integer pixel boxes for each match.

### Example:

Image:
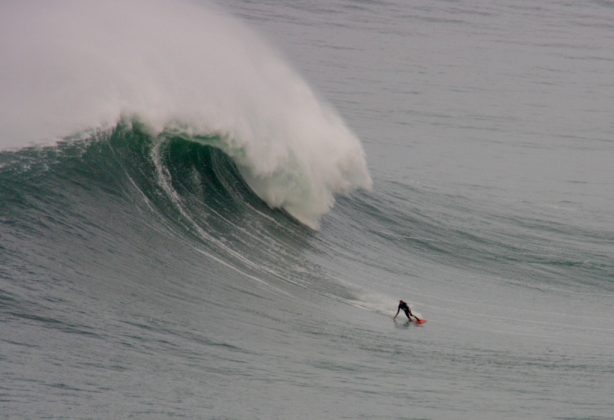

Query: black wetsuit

[398,301,412,319]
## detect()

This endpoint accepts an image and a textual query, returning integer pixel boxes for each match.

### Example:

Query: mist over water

[2,0,614,419]
[0,0,371,227]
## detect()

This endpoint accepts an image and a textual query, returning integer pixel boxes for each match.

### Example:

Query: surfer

[393,299,421,322]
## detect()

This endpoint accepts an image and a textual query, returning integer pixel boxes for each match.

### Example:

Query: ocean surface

[1,0,613,418]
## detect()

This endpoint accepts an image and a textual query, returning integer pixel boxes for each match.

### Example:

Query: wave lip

[0,0,372,228]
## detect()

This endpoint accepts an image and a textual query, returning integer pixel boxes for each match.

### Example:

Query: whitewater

[0,0,371,229]
[2,0,614,419]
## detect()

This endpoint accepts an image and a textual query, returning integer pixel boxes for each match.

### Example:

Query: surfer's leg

[407,309,419,321]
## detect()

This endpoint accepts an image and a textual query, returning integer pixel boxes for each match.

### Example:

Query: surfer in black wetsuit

[393,299,420,322]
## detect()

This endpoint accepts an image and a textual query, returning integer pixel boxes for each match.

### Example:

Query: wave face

[0,124,328,294]
[0,0,371,228]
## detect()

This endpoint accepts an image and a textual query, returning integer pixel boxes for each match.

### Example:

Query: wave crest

[0,0,372,228]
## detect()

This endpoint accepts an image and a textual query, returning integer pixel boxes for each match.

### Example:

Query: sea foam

[0,0,372,228]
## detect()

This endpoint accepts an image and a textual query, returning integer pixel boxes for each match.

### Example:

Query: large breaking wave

[0,0,371,228]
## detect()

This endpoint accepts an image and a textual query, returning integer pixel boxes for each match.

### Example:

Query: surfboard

[416,319,427,325]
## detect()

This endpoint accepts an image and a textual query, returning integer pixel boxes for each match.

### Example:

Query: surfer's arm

[393,308,400,319]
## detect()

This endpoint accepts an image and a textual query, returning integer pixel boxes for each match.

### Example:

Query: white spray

[0,0,372,228]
